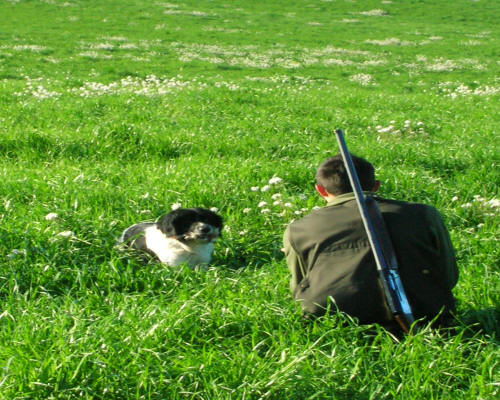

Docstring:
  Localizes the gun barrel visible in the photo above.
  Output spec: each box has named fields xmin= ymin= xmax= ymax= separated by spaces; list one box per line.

xmin=334 ymin=129 xmax=415 ymax=332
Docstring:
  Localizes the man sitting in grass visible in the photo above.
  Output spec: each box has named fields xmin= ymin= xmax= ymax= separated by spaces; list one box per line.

xmin=283 ymin=154 xmax=459 ymax=331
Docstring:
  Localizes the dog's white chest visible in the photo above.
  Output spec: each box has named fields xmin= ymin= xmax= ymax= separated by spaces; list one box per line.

xmin=144 ymin=226 xmax=214 ymax=267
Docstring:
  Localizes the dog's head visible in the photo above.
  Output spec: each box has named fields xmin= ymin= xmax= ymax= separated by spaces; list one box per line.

xmin=157 ymin=208 xmax=223 ymax=242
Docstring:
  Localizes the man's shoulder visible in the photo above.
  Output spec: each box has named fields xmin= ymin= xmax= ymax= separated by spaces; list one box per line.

xmin=376 ymin=197 xmax=442 ymax=224
xmin=289 ymin=204 xmax=337 ymax=225
xmin=377 ymin=196 xmax=437 ymax=211
xmin=287 ymin=201 xmax=360 ymax=235
xmin=287 ymin=197 xmax=441 ymax=230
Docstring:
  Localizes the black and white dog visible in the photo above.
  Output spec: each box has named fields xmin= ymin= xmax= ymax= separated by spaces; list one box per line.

xmin=118 ymin=208 xmax=223 ymax=268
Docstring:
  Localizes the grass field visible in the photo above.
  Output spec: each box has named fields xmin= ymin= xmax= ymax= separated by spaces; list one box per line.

xmin=0 ymin=0 xmax=499 ymax=398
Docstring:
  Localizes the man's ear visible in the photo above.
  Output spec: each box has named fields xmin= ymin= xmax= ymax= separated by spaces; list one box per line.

xmin=315 ymin=184 xmax=329 ymax=198
xmin=373 ymin=180 xmax=381 ymax=192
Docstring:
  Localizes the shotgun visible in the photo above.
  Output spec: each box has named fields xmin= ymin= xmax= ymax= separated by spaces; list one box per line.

xmin=334 ymin=129 xmax=416 ymax=333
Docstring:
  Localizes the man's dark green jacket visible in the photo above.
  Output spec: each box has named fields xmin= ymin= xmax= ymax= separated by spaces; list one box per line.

xmin=283 ymin=193 xmax=458 ymax=324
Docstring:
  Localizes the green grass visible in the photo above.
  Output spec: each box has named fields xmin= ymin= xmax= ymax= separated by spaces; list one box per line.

xmin=0 ymin=0 xmax=499 ymax=398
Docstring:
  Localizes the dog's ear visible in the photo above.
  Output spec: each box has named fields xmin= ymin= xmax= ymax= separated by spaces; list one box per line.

xmin=196 ymin=208 xmax=223 ymax=231
xmin=211 ymin=213 xmax=223 ymax=231
xmin=216 ymin=215 xmax=223 ymax=237
xmin=156 ymin=213 xmax=178 ymax=236
xmin=201 ymin=209 xmax=223 ymax=239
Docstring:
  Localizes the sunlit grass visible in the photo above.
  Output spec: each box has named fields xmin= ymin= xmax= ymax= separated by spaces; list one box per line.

xmin=0 ymin=0 xmax=498 ymax=399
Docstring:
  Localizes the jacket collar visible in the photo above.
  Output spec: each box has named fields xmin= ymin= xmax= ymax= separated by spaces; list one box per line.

xmin=325 ymin=192 xmax=375 ymax=207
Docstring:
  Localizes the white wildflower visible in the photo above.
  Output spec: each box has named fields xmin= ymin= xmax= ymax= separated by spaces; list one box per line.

xmin=91 ymin=43 xmax=114 ymax=51
xmin=250 ymin=186 xmax=259 ymax=191
xmin=13 ymin=44 xmax=47 ymax=52
xmin=45 ymin=213 xmax=59 ymax=221
xmin=365 ymin=38 xmax=412 ymax=46
xmin=460 ymin=203 xmax=472 ymax=209
xmin=260 ymin=185 xmax=271 ymax=192
xmin=271 ymin=193 xmax=282 ymax=200
xmin=119 ymin=43 xmax=138 ymax=50
xmin=426 ymin=59 xmax=457 ymax=72
xmin=243 ymin=208 xmax=251 ymax=214
xmin=487 ymin=199 xmax=500 ymax=208
xmin=261 ymin=208 xmax=271 ymax=214
xmin=171 ymin=203 xmax=182 ymax=210
xmin=273 ymin=200 xmax=282 ymax=206
xmin=349 ymin=73 xmax=374 ymax=86
xmin=268 ymin=177 xmax=283 ymax=185
xmin=284 ymin=202 xmax=293 ymax=208
xmin=451 ymin=196 xmax=459 ymax=202
xmin=359 ymin=9 xmax=388 ymax=16
xmin=210 ymin=207 xmax=219 ymax=213
xmin=7 ymin=249 xmax=26 ymax=259
xmin=57 ymin=231 xmax=73 ymax=238
xmin=258 ymin=201 xmax=268 ymax=208
xmin=377 ymin=125 xmax=394 ymax=134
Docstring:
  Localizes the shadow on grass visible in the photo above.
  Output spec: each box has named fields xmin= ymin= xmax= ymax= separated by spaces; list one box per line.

xmin=455 ymin=308 xmax=500 ymax=342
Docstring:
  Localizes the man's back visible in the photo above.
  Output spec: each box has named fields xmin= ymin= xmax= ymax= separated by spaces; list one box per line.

xmin=284 ymin=193 xmax=458 ymax=325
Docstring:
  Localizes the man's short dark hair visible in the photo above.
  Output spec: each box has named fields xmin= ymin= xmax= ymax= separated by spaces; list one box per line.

xmin=315 ymin=154 xmax=375 ymax=195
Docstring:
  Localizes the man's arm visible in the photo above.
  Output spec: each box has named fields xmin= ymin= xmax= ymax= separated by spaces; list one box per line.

xmin=427 ymin=207 xmax=459 ymax=290
xmin=283 ymin=226 xmax=307 ymax=294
